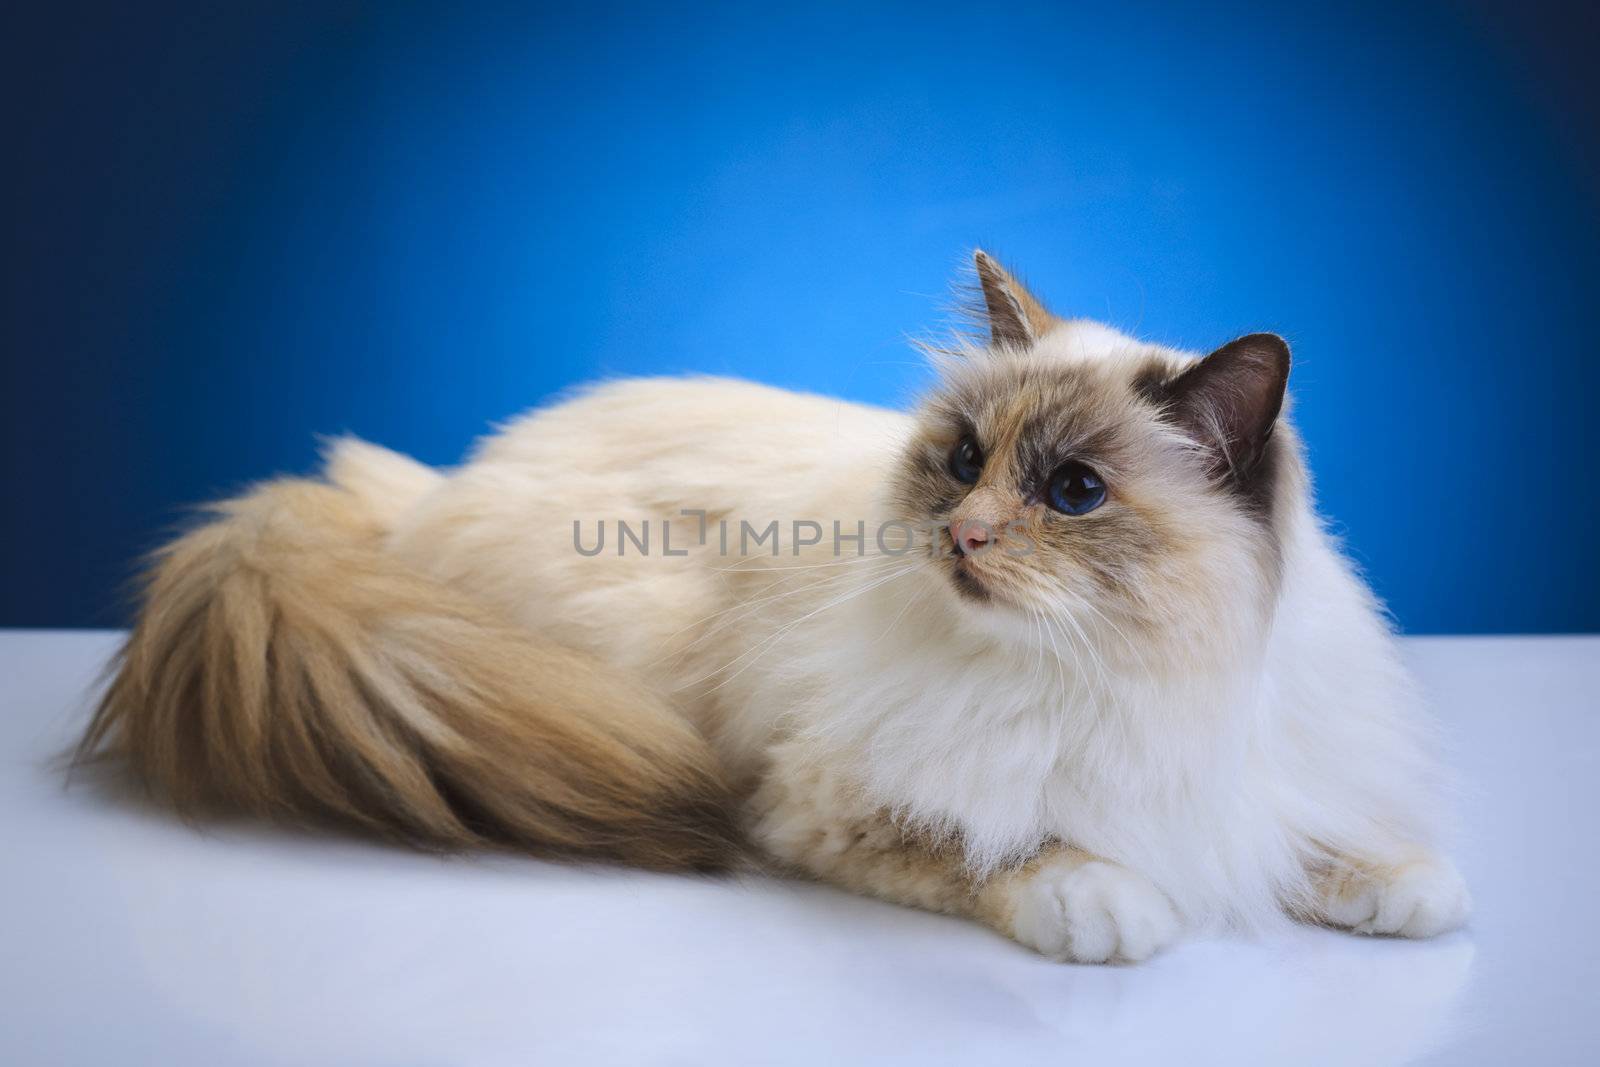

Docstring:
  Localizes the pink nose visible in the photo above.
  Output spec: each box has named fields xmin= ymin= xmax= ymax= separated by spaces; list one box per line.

xmin=951 ymin=520 xmax=991 ymax=556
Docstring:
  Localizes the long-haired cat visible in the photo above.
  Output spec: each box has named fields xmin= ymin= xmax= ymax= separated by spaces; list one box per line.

xmin=78 ymin=252 xmax=1468 ymax=962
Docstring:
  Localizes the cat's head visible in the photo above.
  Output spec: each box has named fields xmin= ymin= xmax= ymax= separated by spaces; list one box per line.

xmin=890 ymin=251 xmax=1298 ymax=660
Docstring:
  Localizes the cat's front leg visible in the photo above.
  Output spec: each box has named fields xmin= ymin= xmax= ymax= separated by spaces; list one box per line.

xmin=984 ymin=849 xmax=1182 ymax=963
xmin=747 ymin=753 xmax=1181 ymax=962
xmin=1305 ymin=851 xmax=1471 ymax=939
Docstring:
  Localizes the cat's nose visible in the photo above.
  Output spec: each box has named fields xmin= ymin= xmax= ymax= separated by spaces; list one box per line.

xmin=951 ymin=520 xmax=991 ymax=557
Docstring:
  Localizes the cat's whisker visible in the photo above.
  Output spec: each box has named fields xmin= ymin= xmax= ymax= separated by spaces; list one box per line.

xmin=1069 ymin=609 xmax=1113 ymax=697
xmin=1023 ymin=606 xmax=1039 ymax=687
xmin=874 ymin=572 xmax=927 ymax=644
xmin=1025 ymin=606 xmax=1071 ymax=760
xmin=1027 ymin=606 xmax=1050 ymax=692
xmin=1031 ymin=588 xmax=1102 ymax=700
xmin=710 ymin=550 xmax=916 ymax=574
xmin=1014 ymin=572 xmax=1118 ymax=698
xmin=1038 ymin=610 xmax=1073 ymax=698
xmin=649 ymin=560 xmax=902 ymax=666
xmin=686 ymin=566 xmax=919 ymax=696
xmin=699 ymin=552 xmax=908 ymax=617
xmin=1067 ymin=591 xmax=1150 ymax=677
xmin=679 ymin=561 xmax=924 ymax=694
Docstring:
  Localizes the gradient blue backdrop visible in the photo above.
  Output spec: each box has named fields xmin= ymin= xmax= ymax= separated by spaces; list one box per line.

xmin=5 ymin=1 xmax=1597 ymax=632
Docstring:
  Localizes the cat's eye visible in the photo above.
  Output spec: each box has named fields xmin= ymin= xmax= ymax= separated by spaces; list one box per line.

xmin=1047 ymin=461 xmax=1107 ymax=515
xmin=948 ymin=436 xmax=984 ymax=484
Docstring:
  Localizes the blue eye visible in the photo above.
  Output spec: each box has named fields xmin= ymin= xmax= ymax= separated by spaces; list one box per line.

xmin=948 ymin=436 xmax=984 ymax=484
xmin=1047 ymin=462 xmax=1107 ymax=515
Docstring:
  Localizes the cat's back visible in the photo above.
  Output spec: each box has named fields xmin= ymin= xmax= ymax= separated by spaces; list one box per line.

xmin=468 ymin=376 xmax=910 ymax=517
xmin=480 ymin=375 xmax=905 ymax=469
xmin=385 ymin=375 xmax=912 ymax=646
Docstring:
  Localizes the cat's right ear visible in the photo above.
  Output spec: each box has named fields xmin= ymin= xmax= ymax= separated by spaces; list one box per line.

xmin=1165 ymin=333 xmax=1291 ymax=480
xmin=973 ymin=250 xmax=1057 ymax=349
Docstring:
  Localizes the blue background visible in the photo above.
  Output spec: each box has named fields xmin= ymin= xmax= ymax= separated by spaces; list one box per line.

xmin=4 ymin=1 xmax=1597 ymax=632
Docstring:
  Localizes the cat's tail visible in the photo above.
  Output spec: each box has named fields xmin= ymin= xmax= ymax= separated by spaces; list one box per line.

xmin=72 ymin=441 xmax=738 ymax=871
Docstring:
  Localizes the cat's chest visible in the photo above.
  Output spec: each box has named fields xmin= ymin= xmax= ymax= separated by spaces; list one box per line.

xmin=807 ymin=651 xmax=1100 ymax=796
xmin=794 ymin=634 xmax=1251 ymax=857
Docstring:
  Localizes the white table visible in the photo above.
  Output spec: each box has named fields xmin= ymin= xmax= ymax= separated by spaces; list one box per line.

xmin=2 ymin=631 xmax=1595 ymax=1065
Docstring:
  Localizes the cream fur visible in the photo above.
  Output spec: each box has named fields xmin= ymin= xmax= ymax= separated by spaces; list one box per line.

xmin=326 ymin=316 xmax=1465 ymax=959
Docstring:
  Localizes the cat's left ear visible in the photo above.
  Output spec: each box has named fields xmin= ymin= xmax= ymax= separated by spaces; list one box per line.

xmin=1165 ymin=333 xmax=1291 ymax=478
xmin=973 ymin=250 xmax=1058 ymax=349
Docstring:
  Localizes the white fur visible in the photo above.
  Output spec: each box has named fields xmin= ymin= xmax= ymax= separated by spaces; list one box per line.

xmin=357 ymin=319 xmax=1462 ymax=944
xmin=1009 ymin=854 xmax=1181 ymax=963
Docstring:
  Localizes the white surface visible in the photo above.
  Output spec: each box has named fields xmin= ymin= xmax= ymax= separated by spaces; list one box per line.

xmin=1 ymin=631 xmax=1595 ymax=1066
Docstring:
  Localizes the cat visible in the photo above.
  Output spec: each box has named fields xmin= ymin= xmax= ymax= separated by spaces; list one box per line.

xmin=77 ymin=251 xmax=1468 ymax=962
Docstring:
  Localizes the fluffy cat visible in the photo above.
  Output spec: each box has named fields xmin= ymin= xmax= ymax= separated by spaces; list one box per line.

xmin=78 ymin=252 xmax=1468 ymax=962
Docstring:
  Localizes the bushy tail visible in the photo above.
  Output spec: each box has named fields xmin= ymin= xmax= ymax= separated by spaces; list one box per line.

xmin=74 ymin=446 xmax=737 ymax=870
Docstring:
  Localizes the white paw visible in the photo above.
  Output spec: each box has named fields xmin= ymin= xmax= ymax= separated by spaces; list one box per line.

xmin=1330 ymin=856 xmax=1472 ymax=939
xmin=1008 ymin=858 xmax=1181 ymax=963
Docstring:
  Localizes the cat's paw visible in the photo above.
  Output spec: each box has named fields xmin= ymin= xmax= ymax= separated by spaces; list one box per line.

xmin=1007 ymin=856 xmax=1180 ymax=963
xmin=1319 ymin=854 xmax=1471 ymax=939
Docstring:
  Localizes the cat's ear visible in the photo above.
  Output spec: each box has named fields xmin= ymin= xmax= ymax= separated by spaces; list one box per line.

xmin=973 ymin=250 xmax=1057 ymax=348
xmin=1166 ymin=333 xmax=1290 ymax=478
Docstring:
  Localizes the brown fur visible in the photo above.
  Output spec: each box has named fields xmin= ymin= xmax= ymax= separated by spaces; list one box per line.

xmin=74 ymin=477 xmax=739 ymax=871
xmin=896 ymin=258 xmax=1294 ymax=645
xmin=894 ymin=352 xmax=1268 ymax=629
xmin=749 ymin=753 xmax=986 ymax=918
xmin=973 ymin=250 xmax=1058 ymax=346
xmin=1298 ymin=849 xmax=1445 ymax=931
xmin=746 ymin=748 xmax=1095 ymax=944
